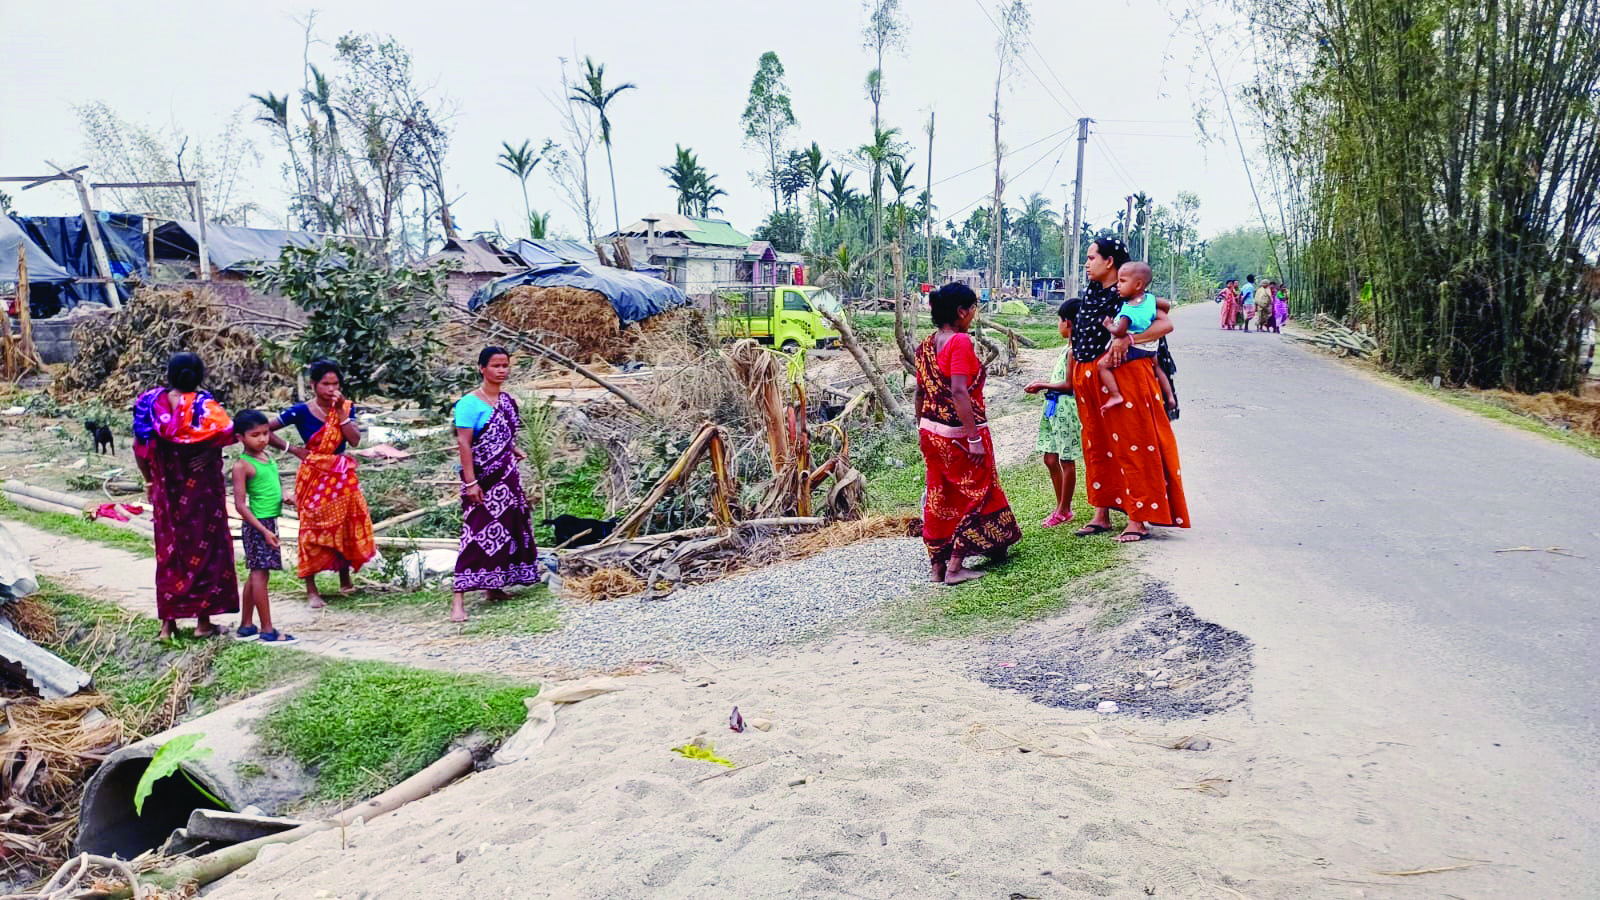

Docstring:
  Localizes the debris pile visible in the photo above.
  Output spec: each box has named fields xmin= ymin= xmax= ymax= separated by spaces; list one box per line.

xmin=54 ymin=287 xmax=296 ymax=409
xmin=1289 ymin=312 xmax=1379 ymax=359
xmin=1482 ymin=388 xmax=1600 ymax=438
xmin=484 ymin=286 xmax=631 ymax=364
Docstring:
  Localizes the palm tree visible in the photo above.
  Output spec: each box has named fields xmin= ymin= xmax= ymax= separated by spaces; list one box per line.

xmin=662 ymin=145 xmax=705 ymax=216
xmin=691 ymin=173 xmax=728 ymax=217
xmin=859 ymin=126 xmax=903 ymax=298
xmin=887 ymin=159 xmax=916 ymax=245
xmin=569 ymin=57 xmax=637 ymax=235
xmin=1014 ymin=192 xmax=1058 ymax=277
xmin=251 ymin=92 xmax=311 ymax=225
xmin=497 ymin=140 xmax=547 ymax=238
xmin=800 ymin=142 xmax=827 ymax=249
xmin=528 ymin=210 xmax=550 ymax=240
xmin=821 ymin=169 xmax=857 ymax=223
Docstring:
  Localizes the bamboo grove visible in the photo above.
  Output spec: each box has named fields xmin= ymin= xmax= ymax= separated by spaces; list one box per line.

xmin=1238 ymin=0 xmax=1600 ymax=391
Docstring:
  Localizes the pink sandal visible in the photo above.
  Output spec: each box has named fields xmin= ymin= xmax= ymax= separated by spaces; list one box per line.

xmin=1041 ymin=511 xmax=1072 ymax=528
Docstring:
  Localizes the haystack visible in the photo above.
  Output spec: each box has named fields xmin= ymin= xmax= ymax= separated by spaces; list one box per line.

xmin=55 ymin=286 xmax=296 ymax=410
xmin=484 ymin=285 xmax=629 ymax=364
xmin=1485 ymin=388 xmax=1600 ymax=438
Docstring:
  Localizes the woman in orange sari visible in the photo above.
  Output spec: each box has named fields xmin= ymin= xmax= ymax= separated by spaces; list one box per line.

xmin=133 ymin=353 xmax=239 ymax=639
xmin=915 ymin=283 xmax=1022 ymax=584
xmin=270 ymin=359 xmax=375 ymax=607
xmin=1070 ymin=238 xmax=1191 ymax=542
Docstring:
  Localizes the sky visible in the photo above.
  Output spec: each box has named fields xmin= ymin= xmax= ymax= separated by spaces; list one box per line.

xmin=0 ymin=0 xmax=1264 ymax=248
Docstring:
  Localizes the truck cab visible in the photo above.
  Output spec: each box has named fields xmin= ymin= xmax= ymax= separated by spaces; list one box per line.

xmin=714 ymin=284 xmax=842 ymax=352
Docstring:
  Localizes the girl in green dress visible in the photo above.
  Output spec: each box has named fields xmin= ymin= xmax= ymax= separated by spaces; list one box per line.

xmin=1023 ymin=300 xmax=1083 ymax=527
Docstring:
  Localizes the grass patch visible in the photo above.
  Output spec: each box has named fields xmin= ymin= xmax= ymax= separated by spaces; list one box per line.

xmin=1383 ymin=374 xmax=1600 ymax=459
xmin=0 ymin=495 xmax=153 ymax=557
xmin=461 ymin=584 xmax=561 ymax=636
xmin=533 ymin=450 xmax=609 ymax=545
xmin=256 ymin=661 xmax=537 ymax=802
xmin=878 ymin=462 xmax=1122 ymax=638
xmin=190 ymin=641 xmax=328 ymax=712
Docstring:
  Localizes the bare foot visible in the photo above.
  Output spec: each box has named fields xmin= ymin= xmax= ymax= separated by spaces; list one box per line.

xmin=943 ymin=566 xmax=987 ymax=585
xmin=930 ymin=562 xmax=947 ymax=583
xmin=307 ymin=593 xmax=327 ymax=610
xmin=1100 ymin=394 xmax=1125 ymax=412
xmin=450 ymin=593 xmax=468 ymax=623
xmin=158 ymin=620 xmax=176 ymax=640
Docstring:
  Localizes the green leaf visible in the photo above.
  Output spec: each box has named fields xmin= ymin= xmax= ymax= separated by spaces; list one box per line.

xmin=133 ymin=733 xmax=216 ymax=816
xmin=672 ymin=742 xmax=735 ymax=768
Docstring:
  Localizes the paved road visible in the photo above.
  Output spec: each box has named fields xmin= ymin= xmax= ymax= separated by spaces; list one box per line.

xmin=1141 ymin=304 xmax=1600 ymax=894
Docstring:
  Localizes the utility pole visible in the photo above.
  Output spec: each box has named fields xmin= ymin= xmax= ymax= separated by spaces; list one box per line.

xmin=1122 ymin=195 xmax=1134 ymax=248
xmin=1067 ymin=117 xmax=1089 ymax=298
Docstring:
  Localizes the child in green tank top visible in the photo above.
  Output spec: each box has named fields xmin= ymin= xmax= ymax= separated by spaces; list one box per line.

xmin=230 ymin=410 xmax=296 ymax=644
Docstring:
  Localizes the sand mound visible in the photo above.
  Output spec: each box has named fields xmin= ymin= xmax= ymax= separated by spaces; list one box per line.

xmin=54 ymin=286 xmax=295 ymax=410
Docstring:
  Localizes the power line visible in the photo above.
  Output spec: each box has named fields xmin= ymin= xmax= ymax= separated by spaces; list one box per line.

xmin=927 ymin=124 xmax=1077 ymax=189
xmin=936 ymin=133 xmax=1076 ymax=226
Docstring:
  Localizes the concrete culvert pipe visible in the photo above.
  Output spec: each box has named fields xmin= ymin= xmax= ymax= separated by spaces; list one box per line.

xmin=78 ymin=686 xmax=316 ymax=859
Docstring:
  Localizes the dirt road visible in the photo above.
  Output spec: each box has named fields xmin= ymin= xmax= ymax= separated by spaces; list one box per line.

xmin=1138 ymin=304 xmax=1600 ymax=894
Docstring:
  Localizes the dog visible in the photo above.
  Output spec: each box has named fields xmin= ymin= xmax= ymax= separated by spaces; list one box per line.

xmin=86 ymin=421 xmax=114 ymax=455
xmin=543 ymin=514 xmax=618 ymax=548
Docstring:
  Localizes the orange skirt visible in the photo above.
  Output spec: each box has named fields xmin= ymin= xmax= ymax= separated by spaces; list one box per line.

xmin=920 ymin=428 xmax=1022 ymax=565
xmin=294 ymin=454 xmax=376 ymax=577
xmin=1073 ymin=358 xmax=1191 ymax=528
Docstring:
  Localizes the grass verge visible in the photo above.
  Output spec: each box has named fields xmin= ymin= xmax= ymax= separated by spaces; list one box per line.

xmin=30 ymin=579 xmax=540 ymax=803
xmin=256 ymin=661 xmax=537 ymax=802
xmin=876 ymin=461 xmax=1122 ymax=639
xmin=461 ymin=584 xmax=561 ymax=636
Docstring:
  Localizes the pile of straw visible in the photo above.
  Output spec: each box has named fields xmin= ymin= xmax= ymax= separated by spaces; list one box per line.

xmin=565 ymin=567 xmax=646 ymax=603
xmin=484 ymin=286 xmax=629 ymax=363
xmin=0 ymin=693 xmax=125 ymax=883
xmin=1484 ymin=388 xmax=1600 ymax=438
xmin=55 ymin=286 xmax=296 ymax=410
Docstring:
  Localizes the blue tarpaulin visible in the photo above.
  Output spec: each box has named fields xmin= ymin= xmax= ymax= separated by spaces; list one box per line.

xmin=469 ymin=260 xmax=689 ymax=327
xmin=1 ymin=217 xmax=74 ymax=283
xmin=13 ymin=214 xmax=147 ymax=307
xmin=507 ymin=239 xmax=598 ymax=267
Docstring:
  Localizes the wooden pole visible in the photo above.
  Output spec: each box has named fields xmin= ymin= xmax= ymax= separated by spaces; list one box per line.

xmin=191 ymin=185 xmax=212 ymax=281
xmin=3 ymin=255 xmax=19 ymax=378
xmin=63 ymin=169 xmax=121 ymax=309
xmin=16 ymin=250 xmax=37 ymax=371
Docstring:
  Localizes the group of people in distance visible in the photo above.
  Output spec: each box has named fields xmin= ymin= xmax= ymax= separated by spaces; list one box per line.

xmin=132 ymin=346 xmax=542 ymax=641
xmin=1217 ymin=274 xmax=1290 ymax=333
xmin=914 ymin=236 xmax=1190 ymax=585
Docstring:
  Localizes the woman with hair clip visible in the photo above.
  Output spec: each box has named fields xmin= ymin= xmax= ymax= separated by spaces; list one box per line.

xmin=449 ymin=346 xmax=541 ymax=622
xmin=1070 ymin=237 xmax=1190 ymax=542
xmin=914 ymin=283 xmax=1022 ymax=584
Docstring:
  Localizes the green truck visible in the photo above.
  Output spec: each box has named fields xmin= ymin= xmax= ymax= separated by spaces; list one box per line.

xmin=714 ymin=284 xmax=843 ymax=352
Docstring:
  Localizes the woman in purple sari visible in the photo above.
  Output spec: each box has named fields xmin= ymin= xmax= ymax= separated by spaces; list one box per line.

xmin=450 ymin=346 xmax=541 ymax=622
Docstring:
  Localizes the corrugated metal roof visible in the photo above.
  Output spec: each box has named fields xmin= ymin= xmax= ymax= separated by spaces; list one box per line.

xmin=682 ymin=218 xmax=750 ymax=247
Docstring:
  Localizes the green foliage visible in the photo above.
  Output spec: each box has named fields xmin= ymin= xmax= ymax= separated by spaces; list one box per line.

xmin=742 ymin=51 xmax=799 ymax=213
xmin=753 ymin=210 xmax=805 ymax=254
xmin=256 ymin=661 xmax=537 ymax=801
xmin=134 ymin=734 xmax=220 ymax=816
xmin=672 ymin=742 xmax=734 ymax=767
xmin=191 ymin=642 xmax=328 ymax=711
xmin=1203 ymin=227 xmax=1278 ymax=284
xmin=254 ymin=241 xmax=459 ymax=405
xmin=1237 ymin=0 xmax=1600 ymax=391
xmin=661 ymin=145 xmax=727 ymax=218
xmin=461 ymin=584 xmax=562 ymax=636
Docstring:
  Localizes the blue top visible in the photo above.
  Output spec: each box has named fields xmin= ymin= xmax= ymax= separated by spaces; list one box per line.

xmin=1241 ymin=281 xmax=1256 ymax=301
xmin=1116 ymin=295 xmax=1158 ymax=335
xmin=279 ymin=403 xmax=351 ymax=454
xmin=453 ymin=394 xmax=496 ymax=436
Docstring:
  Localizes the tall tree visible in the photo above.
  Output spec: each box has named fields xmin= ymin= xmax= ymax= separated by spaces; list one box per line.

xmin=569 ymin=57 xmax=636 ymax=235
xmin=989 ymin=0 xmax=1031 ymax=296
xmin=661 ymin=146 xmax=727 ymax=218
xmin=859 ymin=126 xmax=904 ymax=298
xmin=78 ymin=101 xmax=260 ymax=226
xmin=497 ymin=140 xmax=551 ymax=239
xmin=1014 ymin=192 xmax=1058 ymax=277
xmin=741 ymin=52 xmax=800 ymax=216
xmin=863 ymin=0 xmax=909 ymax=298
xmin=551 ymin=57 xmax=599 ymax=241
xmin=924 ymin=111 xmax=936 ymax=285
xmin=800 ymin=142 xmax=827 ymax=248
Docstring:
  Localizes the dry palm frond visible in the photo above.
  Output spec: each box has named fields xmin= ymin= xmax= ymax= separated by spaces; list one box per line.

xmin=565 ymin=567 xmax=647 ymax=603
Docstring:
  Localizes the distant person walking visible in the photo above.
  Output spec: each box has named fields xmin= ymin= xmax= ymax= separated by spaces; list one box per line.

xmin=450 ymin=346 xmax=542 ymax=623
xmin=1218 ymin=279 xmax=1241 ymax=330
xmin=269 ymin=359 xmax=375 ymax=608
xmin=1272 ymin=285 xmax=1291 ymax=332
xmin=1069 ymin=238 xmax=1191 ymax=543
xmin=132 ymin=353 xmax=239 ymax=640
xmin=915 ymin=283 xmax=1022 ymax=584
xmin=1240 ymin=275 xmax=1257 ymax=332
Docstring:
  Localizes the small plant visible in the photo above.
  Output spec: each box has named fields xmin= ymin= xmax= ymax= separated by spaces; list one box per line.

xmin=134 ymin=733 xmax=226 ymax=815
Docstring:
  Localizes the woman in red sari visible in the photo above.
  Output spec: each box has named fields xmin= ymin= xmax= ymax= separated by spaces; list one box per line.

xmin=133 ymin=353 xmax=240 ymax=639
xmin=270 ymin=359 xmax=375 ymax=608
xmin=915 ymin=283 xmax=1022 ymax=584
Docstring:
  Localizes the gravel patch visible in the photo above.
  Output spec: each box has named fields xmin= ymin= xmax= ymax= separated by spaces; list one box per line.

xmin=974 ymin=582 xmax=1253 ymax=719
xmin=488 ymin=537 xmax=928 ymax=670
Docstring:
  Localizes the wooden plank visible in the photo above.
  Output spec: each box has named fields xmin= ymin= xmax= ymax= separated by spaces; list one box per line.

xmin=61 ymin=168 xmax=120 ymax=309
